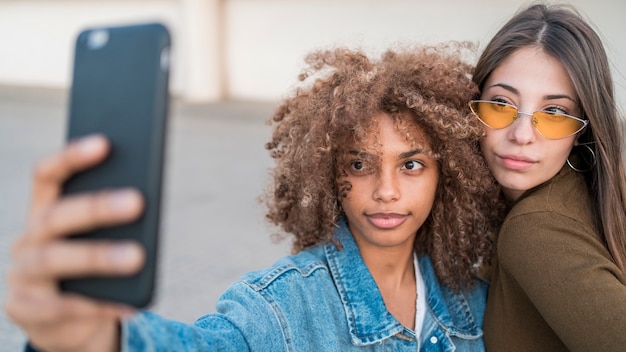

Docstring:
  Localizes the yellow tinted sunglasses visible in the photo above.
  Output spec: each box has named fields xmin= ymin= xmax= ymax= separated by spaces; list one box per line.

xmin=469 ymin=100 xmax=588 ymax=139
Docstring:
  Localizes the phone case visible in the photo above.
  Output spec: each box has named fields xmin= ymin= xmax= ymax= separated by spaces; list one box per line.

xmin=60 ymin=22 xmax=170 ymax=308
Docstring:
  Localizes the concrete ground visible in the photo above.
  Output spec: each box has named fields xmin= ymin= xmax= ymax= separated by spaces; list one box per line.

xmin=0 ymin=86 xmax=292 ymax=349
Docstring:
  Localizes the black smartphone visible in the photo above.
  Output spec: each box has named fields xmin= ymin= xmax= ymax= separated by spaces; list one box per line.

xmin=59 ymin=22 xmax=170 ymax=308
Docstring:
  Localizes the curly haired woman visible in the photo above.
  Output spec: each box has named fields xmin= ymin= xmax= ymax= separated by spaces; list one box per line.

xmin=7 ymin=43 xmax=503 ymax=351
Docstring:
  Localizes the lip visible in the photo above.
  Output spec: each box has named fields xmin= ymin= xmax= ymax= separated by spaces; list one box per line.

xmin=497 ymin=153 xmax=537 ymax=171
xmin=366 ymin=212 xmax=409 ymax=229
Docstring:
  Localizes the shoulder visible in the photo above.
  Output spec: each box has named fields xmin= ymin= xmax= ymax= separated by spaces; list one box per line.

xmin=238 ymin=245 xmax=330 ymax=292
xmin=508 ymin=167 xmax=592 ymax=224
xmin=502 ymin=168 xmax=597 ymax=244
xmin=496 ymin=170 xmax=614 ymax=276
xmin=419 ymin=255 xmax=489 ymax=310
xmin=419 ymin=256 xmax=488 ymax=329
xmin=210 ymin=245 xmax=335 ymax=323
xmin=208 ymin=244 xmax=342 ymax=342
xmin=420 ymin=255 xmax=488 ymax=293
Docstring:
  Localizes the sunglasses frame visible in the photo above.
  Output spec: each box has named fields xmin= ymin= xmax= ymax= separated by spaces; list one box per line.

xmin=469 ymin=100 xmax=589 ymax=140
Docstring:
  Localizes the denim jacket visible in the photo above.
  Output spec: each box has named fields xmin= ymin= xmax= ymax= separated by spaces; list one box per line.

xmin=119 ymin=219 xmax=487 ymax=351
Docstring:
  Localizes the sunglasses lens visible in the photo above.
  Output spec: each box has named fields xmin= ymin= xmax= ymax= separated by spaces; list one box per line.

xmin=471 ymin=101 xmax=517 ymax=129
xmin=533 ymin=111 xmax=585 ymax=139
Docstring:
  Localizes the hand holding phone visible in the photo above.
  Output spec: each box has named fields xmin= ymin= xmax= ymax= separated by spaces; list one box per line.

xmin=5 ymin=135 xmax=147 ymax=352
xmin=60 ymin=22 xmax=171 ymax=308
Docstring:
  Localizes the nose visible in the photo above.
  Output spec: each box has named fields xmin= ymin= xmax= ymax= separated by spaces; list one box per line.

xmin=507 ymin=111 xmax=537 ymax=145
xmin=373 ymin=169 xmax=400 ymax=202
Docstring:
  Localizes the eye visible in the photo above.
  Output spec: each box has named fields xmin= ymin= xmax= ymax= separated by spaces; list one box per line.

xmin=493 ymin=97 xmax=510 ymax=104
xmin=541 ymin=112 xmax=568 ymax=122
xmin=402 ymin=160 xmax=424 ymax=171
xmin=543 ymin=105 xmax=569 ymax=115
xmin=487 ymin=97 xmax=517 ymax=112
xmin=348 ymin=159 xmax=373 ymax=175
xmin=490 ymin=97 xmax=515 ymax=106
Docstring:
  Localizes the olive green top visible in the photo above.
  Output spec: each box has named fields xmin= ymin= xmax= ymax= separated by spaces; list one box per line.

xmin=484 ymin=166 xmax=626 ymax=351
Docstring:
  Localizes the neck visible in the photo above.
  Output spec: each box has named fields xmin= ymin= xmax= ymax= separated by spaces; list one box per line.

xmin=359 ymin=241 xmax=417 ymax=330
xmin=361 ymin=244 xmax=415 ymax=290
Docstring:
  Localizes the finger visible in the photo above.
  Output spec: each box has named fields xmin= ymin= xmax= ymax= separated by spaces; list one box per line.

xmin=5 ymin=287 xmax=134 ymax=327
xmin=9 ymin=240 xmax=145 ymax=281
xmin=25 ymin=188 xmax=143 ymax=243
xmin=58 ymin=295 xmax=138 ymax=321
xmin=30 ymin=135 xmax=110 ymax=218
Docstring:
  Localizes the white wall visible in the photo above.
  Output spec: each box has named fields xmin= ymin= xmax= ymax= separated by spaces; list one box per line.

xmin=0 ymin=0 xmax=624 ymax=109
xmin=223 ymin=0 xmax=626 ymax=109
xmin=0 ymin=1 xmax=182 ymax=90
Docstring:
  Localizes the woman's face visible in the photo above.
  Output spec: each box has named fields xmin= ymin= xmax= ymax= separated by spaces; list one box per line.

xmin=339 ymin=113 xmax=439 ymax=252
xmin=479 ymin=47 xmax=580 ymax=201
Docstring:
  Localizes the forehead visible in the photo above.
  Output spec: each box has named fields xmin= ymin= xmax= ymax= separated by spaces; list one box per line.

xmin=357 ymin=112 xmax=432 ymax=149
xmin=486 ymin=47 xmax=576 ymax=99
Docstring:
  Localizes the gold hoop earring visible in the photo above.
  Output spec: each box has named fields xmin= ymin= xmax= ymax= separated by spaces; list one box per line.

xmin=567 ymin=143 xmax=596 ymax=173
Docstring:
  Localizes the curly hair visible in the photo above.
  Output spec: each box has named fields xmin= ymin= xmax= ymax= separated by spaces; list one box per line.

xmin=264 ymin=43 xmax=504 ymax=289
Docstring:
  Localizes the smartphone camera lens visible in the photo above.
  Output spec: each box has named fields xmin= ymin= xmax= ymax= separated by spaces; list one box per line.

xmin=86 ymin=30 xmax=109 ymax=50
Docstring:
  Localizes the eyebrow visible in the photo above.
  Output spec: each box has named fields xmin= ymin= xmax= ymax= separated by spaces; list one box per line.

xmin=487 ymin=83 xmax=577 ymax=104
xmin=399 ymin=149 xmax=425 ymax=159
xmin=348 ymin=148 xmax=425 ymax=159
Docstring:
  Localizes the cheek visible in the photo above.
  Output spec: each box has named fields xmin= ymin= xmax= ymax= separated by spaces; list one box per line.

xmin=478 ymin=129 xmax=506 ymax=162
xmin=336 ymin=177 xmax=352 ymax=199
xmin=409 ymin=173 xmax=439 ymax=206
xmin=339 ymin=193 xmax=362 ymax=219
xmin=479 ymin=136 xmax=494 ymax=159
xmin=338 ymin=178 xmax=362 ymax=206
xmin=428 ymin=177 xmax=440 ymax=205
xmin=550 ymin=142 xmax=575 ymax=164
xmin=541 ymin=134 xmax=576 ymax=161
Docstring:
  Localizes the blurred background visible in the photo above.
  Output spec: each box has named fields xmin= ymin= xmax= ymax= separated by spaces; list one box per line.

xmin=1 ymin=0 xmax=624 ymax=105
xmin=1 ymin=0 xmax=624 ymax=349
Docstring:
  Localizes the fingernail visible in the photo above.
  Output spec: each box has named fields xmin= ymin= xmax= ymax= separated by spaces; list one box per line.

xmin=77 ymin=135 xmax=105 ymax=155
xmin=110 ymin=243 xmax=143 ymax=270
xmin=108 ymin=189 xmax=141 ymax=214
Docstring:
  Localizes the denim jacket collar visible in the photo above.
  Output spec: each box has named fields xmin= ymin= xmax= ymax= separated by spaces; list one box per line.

xmin=325 ymin=218 xmax=483 ymax=346
xmin=419 ymin=255 xmax=483 ymax=339
xmin=325 ymin=219 xmax=407 ymax=345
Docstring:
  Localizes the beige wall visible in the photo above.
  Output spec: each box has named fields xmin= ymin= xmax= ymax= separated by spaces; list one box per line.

xmin=0 ymin=0 xmax=624 ymax=110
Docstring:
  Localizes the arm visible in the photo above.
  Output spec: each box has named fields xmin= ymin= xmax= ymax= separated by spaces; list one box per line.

xmin=122 ymin=312 xmax=249 ymax=352
xmin=500 ymin=212 xmax=626 ymax=351
xmin=4 ymin=135 xmax=144 ymax=352
xmin=121 ymin=282 xmax=287 ymax=351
